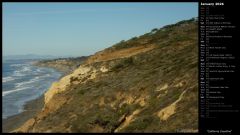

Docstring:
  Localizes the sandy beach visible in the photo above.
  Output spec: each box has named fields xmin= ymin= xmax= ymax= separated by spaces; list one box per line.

xmin=2 ymin=95 xmax=44 ymax=133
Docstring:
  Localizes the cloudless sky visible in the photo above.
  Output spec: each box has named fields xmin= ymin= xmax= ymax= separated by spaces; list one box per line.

xmin=3 ymin=2 xmax=198 ymax=57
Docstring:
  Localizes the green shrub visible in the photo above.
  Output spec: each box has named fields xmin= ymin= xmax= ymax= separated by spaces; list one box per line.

xmin=151 ymin=28 xmax=158 ymax=32
xmin=123 ymin=115 xmax=154 ymax=131
xmin=70 ymin=77 xmax=79 ymax=83
xmin=111 ymin=58 xmax=134 ymax=71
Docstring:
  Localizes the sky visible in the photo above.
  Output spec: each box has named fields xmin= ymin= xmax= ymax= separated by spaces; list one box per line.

xmin=3 ymin=2 xmax=198 ymax=57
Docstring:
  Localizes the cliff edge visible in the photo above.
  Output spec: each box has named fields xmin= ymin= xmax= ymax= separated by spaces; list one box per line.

xmin=15 ymin=18 xmax=198 ymax=133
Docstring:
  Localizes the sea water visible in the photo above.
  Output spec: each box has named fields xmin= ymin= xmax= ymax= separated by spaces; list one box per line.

xmin=2 ymin=59 xmax=62 ymax=119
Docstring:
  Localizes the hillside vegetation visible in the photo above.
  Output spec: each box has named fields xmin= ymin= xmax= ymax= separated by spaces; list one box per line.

xmin=15 ymin=18 xmax=198 ymax=133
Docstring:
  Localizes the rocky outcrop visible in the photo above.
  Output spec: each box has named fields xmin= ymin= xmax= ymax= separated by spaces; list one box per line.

xmin=44 ymin=65 xmax=92 ymax=104
xmin=15 ymin=18 xmax=198 ymax=133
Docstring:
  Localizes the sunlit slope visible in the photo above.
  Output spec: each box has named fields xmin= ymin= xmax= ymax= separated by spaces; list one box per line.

xmin=16 ymin=18 xmax=198 ymax=133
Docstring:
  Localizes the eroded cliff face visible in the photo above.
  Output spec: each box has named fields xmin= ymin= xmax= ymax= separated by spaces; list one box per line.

xmin=15 ymin=18 xmax=198 ymax=133
xmin=44 ymin=65 xmax=93 ymax=104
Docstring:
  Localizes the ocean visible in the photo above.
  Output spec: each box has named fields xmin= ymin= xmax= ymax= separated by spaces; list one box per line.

xmin=2 ymin=59 xmax=62 ymax=119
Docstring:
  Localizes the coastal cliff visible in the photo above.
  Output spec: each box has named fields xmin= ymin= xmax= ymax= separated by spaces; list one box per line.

xmin=15 ymin=18 xmax=198 ymax=133
xmin=34 ymin=56 xmax=88 ymax=74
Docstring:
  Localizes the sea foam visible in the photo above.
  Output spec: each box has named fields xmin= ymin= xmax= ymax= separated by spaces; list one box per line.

xmin=2 ymin=76 xmax=15 ymax=83
xmin=2 ymin=86 xmax=33 ymax=96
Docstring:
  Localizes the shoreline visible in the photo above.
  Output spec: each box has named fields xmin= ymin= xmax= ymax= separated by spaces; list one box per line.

xmin=3 ymin=61 xmax=67 ymax=133
xmin=2 ymin=59 xmax=76 ymax=133
xmin=2 ymin=95 xmax=44 ymax=133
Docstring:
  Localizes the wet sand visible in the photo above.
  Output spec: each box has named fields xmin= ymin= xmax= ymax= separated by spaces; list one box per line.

xmin=2 ymin=95 xmax=44 ymax=133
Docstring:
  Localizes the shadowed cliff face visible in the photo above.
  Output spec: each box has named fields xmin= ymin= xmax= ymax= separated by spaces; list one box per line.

xmin=15 ymin=18 xmax=198 ymax=133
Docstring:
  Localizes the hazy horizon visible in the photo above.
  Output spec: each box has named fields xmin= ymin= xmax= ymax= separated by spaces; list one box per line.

xmin=3 ymin=2 xmax=198 ymax=57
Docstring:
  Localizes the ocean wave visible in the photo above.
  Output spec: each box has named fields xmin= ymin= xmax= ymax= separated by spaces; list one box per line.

xmin=32 ymin=68 xmax=47 ymax=75
xmin=2 ymin=86 xmax=33 ymax=96
xmin=21 ymin=66 xmax=31 ymax=72
xmin=10 ymin=64 xmax=23 ymax=67
xmin=36 ymin=68 xmax=46 ymax=73
xmin=2 ymin=76 xmax=15 ymax=83
xmin=13 ymin=71 xmax=25 ymax=77
xmin=41 ymin=74 xmax=51 ymax=78
xmin=3 ymin=60 xmax=62 ymax=119
xmin=12 ymin=66 xmax=32 ymax=77
xmin=15 ymin=76 xmax=41 ymax=88
xmin=36 ymin=68 xmax=42 ymax=72
xmin=10 ymin=63 xmax=28 ymax=67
